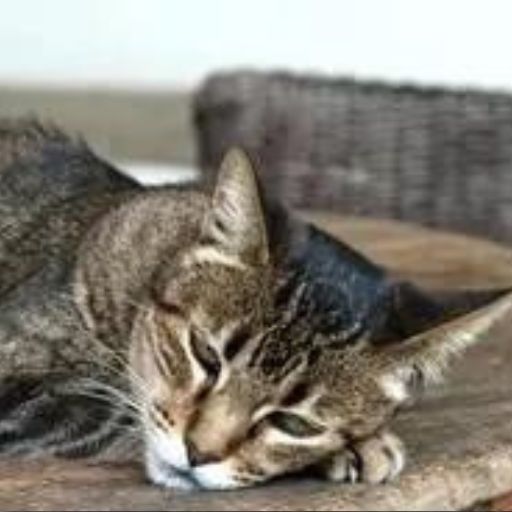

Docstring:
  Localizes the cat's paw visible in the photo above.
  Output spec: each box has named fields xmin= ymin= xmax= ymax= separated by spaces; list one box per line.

xmin=323 ymin=430 xmax=406 ymax=484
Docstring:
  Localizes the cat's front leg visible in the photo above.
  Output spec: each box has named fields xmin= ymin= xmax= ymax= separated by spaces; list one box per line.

xmin=322 ymin=430 xmax=406 ymax=484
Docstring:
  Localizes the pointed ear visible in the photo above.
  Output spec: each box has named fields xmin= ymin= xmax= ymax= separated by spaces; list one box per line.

xmin=378 ymin=291 xmax=512 ymax=401
xmin=201 ymin=147 xmax=269 ymax=265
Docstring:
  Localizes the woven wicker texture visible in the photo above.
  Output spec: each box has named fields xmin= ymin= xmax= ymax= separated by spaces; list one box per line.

xmin=194 ymin=71 xmax=512 ymax=243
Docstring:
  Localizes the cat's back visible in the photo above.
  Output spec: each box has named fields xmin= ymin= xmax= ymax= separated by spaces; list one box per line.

xmin=0 ymin=119 xmax=205 ymax=380
xmin=0 ymin=119 xmax=140 ymax=295
xmin=0 ymin=119 xmax=137 ymax=233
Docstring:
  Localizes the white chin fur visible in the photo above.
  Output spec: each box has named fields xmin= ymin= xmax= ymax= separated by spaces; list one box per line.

xmin=146 ymin=428 xmax=189 ymax=471
xmin=145 ymin=429 xmax=248 ymax=491
xmin=145 ymin=449 xmax=197 ymax=490
xmin=191 ymin=462 xmax=245 ymax=490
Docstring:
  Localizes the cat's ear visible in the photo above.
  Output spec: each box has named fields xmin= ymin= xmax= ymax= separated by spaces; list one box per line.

xmin=377 ymin=291 xmax=512 ymax=401
xmin=201 ymin=147 xmax=269 ymax=265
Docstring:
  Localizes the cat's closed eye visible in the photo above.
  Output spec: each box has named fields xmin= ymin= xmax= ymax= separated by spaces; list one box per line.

xmin=224 ymin=324 xmax=251 ymax=360
xmin=189 ymin=329 xmax=221 ymax=379
xmin=266 ymin=411 xmax=323 ymax=437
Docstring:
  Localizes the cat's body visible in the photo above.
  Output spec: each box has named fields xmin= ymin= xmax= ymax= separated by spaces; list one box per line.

xmin=0 ymin=121 xmax=144 ymax=455
xmin=1 ymin=119 xmax=511 ymax=489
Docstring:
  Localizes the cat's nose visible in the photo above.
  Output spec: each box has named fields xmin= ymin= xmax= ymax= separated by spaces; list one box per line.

xmin=185 ymin=438 xmax=220 ymax=467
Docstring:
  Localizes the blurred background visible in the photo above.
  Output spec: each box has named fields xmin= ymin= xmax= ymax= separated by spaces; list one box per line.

xmin=2 ymin=0 xmax=511 ymax=180
xmin=4 ymin=0 xmax=512 ymax=244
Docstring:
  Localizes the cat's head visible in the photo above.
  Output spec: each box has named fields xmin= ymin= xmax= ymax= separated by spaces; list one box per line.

xmin=129 ymin=149 xmax=512 ymax=490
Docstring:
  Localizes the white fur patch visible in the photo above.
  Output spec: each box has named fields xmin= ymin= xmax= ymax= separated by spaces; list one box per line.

xmin=213 ymin=362 xmax=231 ymax=392
xmin=191 ymin=461 xmax=244 ymax=490
xmin=184 ymin=247 xmax=246 ymax=270
xmin=379 ymin=374 xmax=409 ymax=403
xmin=288 ymin=392 xmax=323 ymax=416
xmin=386 ymin=434 xmax=406 ymax=480
xmin=145 ymin=449 xmax=196 ymax=490
xmin=145 ymin=427 xmax=189 ymax=471
xmin=265 ymin=427 xmax=334 ymax=448
xmin=178 ymin=326 xmax=209 ymax=390
xmin=144 ymin=428 xmax=245 ymax=490
xmin=325 ymin=451 xmax=359 ymax=483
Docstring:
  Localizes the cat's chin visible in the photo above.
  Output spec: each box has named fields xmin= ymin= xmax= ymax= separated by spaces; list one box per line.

xmin=145 ymin=428 xmax=189 ymax=471
xmin=191 ymin=462 xmax=250 ymax=490
xmin=146 ymin=451 xmax=250 ymax=491
xmin=145 ymin=448 xmax=198 ymax=491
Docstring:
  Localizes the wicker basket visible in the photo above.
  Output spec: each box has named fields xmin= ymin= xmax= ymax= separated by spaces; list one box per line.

xmin=194 ymin=70 xmax=512 ymax=244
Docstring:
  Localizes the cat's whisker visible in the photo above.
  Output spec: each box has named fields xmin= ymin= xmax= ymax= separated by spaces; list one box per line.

xmin=47 ymin=296 xmax=152 ymax=403
xmin=69 ymin=385 xmax=141 ymax=416
xmin=37 ymin=292 xmax=153 ymax=408
xmin=72 ymin=377 xmax=147 ymax=416
xmin=66 ymin=393 xmax=143 ymax=431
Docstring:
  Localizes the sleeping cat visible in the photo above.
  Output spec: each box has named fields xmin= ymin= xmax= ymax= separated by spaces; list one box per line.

xmin=0 ymin=119 xmax=511 ymax=490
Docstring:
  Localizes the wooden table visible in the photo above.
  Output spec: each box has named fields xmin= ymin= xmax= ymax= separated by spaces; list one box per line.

xmin=2 ymin=214 xmax=512 ymax=511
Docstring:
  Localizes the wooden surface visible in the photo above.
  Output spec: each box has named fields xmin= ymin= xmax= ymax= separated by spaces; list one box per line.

xmin=3 ymin=214 xmax=512 ymax=511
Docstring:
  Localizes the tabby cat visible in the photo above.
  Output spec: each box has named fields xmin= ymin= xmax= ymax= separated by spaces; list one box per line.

xmin=0 ymin=120 xmax=511 ymax=490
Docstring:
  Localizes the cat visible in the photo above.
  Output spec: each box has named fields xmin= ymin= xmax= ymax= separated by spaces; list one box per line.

xmin=0 ymin=118 xmax=511 ymax=490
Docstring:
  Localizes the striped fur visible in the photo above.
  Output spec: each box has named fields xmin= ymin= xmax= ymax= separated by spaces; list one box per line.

xmin=0 ymin=123 xmax=509 ymax=490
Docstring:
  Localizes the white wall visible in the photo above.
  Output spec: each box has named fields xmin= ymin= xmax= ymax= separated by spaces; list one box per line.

xmin=1 ymin=0 xmax=511 ymax=90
